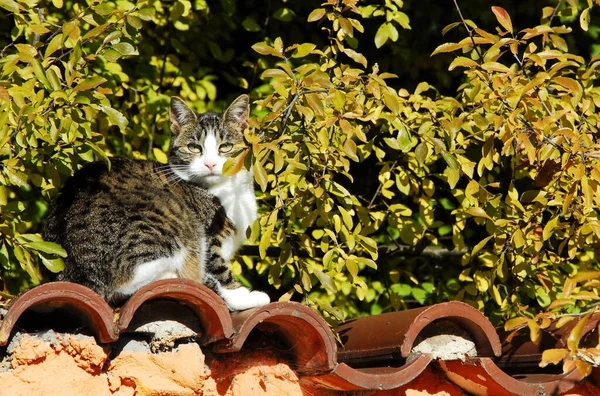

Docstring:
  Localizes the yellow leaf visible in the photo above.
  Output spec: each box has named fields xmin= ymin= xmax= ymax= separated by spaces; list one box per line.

xmin=547 ymin=298 xmax=576 ymax=310
xmin=152 ymin=148 xmax=167 ymax=164
xmin=491 ymin=6 xmax=513 ymax=33
xmin=528 ymin=319 xmax=541 ymax=344
xmin=343 ymin=48 xmax=367 ymax=68
xmin=567 ymin=312 xmax=592 ymax=352
xmin=466 ymin=207 xmax=492 ymax=221
xmin=575 ymin=360 xmax=592 ymax=376
xmin=580 ymin=7 xmax=591 ymax=31
xmin=556 ymin=316 xmax=576 ymax=328
xmin=307 ymin=8 xmax=326 ymax=22
xmin=542 ymin=215 xmax=559 ymax=241
xmin=383 ymin=91 xmax=399 ymax=114
xmin=431 ymin=42 xmax=465 ymax=56
xmin=305 ymin=92 xmax=324 ymax=116
xmin=539 ymin=349 xmax=568 ymax=367
xmin=448 ymin=57 xmax=479 ymax=71
xmin=252 ymin=42 xmax=283 ymax=58
xmin=504 ymin=316 xmax=527 ymax=331
xmin=518 ymin=132 xmax=536 ymax=164
xmin=253 ymin=158 xmax=268 ymax=191
xmin=481 ymin=61 xmax=512 ymax=74
xmin=554 ymin=76 xmax=582 ymax=98
xmin=222 ymin=149 xmax=249 ymax=176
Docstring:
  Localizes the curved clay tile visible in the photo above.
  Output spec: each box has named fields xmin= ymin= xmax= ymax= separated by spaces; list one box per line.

xmin=117 ymin=278 xmax=233 ymax=344
xmin=336 ymin=301 xmax=501 ymax=366
xmin=305 ymin=354 xmax=432 ymax=391
xmin=0 ymin=282 xmax=117 ymax=346
xmin=213 ymin=301 xmax=337 ymax=375
xmin=439 ymin=357 xmax=585 ymax=396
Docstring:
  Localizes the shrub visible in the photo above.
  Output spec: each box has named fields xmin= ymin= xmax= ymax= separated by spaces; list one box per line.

xmin=2 ymin=0 xmax=600 ymax=373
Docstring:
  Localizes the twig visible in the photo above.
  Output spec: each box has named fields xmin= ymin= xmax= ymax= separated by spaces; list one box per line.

xmin=259 ymin=89 xmax=328 ymax=139
xmin=452 ymin=0 xmax=484 ymax=60
xmin=549 ymin=0 xmax=564 ymax=25
xmin=368 ymin=161 xmax=397 ymax=209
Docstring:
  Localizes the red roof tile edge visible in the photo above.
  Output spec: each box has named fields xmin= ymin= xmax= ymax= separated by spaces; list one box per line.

xmin=212 ymin=301 xmax=337 ymax=375
xmin=304 ymin=354 xmax=432 ymax=391
xmin=0 ymin=281 xmax=117 ymax=345
xmin=335 ymin=300 xmax=501 ymax=366
xmin=439 ymin=357 xmax=586 ymax=396
xmin=117 ymin=278 xmax=233 ymax=344
xmin=0 ymin=280 xmax=598 ymax=395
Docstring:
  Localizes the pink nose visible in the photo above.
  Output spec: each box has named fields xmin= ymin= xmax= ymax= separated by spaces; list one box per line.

xmin=205 ymin=163 xmax=216 ymax=170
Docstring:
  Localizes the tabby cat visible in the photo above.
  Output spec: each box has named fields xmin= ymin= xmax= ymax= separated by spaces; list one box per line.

xmin=43 ymin=95 xmax=270 ymax=311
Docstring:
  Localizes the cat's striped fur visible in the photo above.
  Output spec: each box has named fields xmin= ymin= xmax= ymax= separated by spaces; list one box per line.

xmin=43 ymin=95 xmax=270 ymax=310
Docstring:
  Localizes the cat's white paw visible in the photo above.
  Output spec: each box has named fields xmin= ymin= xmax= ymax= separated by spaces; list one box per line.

xmin=220 ymin=286 xmax=270 ymax=311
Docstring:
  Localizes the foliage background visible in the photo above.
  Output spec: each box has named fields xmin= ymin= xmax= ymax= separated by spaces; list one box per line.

xmin=3 ymin=0 xmax=600 ymax=371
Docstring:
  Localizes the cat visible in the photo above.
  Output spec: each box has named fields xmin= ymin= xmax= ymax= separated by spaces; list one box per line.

xmin=42 ymin=94 xmax=270 ymax=311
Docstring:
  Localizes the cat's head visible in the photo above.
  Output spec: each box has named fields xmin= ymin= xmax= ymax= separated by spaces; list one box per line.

xmin=168 ymin=94 xmax=249 ymax=186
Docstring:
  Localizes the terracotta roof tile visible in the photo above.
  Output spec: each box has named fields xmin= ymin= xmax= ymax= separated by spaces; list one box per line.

xmin=117 ymin=278 xmax=233 ymax=344
xmin=335 ymin=301 xmax=501 ymax=367
xmin=212 ymin=301 xmax=337 ymax=375
xmin=1 ymin=279 xmax=599 ymax=395
xmin=0 ymin=282 xmax=116 ymax=345
xmin=305 ymin=355 xmax=432 ymax=391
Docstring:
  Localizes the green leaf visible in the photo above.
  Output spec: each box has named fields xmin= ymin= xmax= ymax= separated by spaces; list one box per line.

xmin=32 ymin=58 xmax=51 ymax=91
xmin=397 ymin=126 xmax=412 ymax=152
xmin=0 ymin=185 xmax=6 ymax=206
xmin=46 ymin=68 xmax=61 ymax=91
xmin=442 ymin=152 xmax=460 ymax=170
xmin=45 ymin=34 xmax=63 ymax=59
xmin=374 ymin=23 xmax=389 ymax=48
xmin=126 ymin=15 xmax=143 ymax=29
xmin=314 ymin=269 xmax=336 ymax=293
xmin=346 ymin=258 xmax=359 ymax=279
xmin=74 ymin=76 xmax=107 ymax=92
xmin=273 ymin=7 xmax=295 ymax=22
xmin=99 ymin=105 xmax=128 ymax=130
xmin=24 ymin=241 xmax=67 ymax=257
xmin=83 ymin=24 xmax=108 ymax=40
xmin=242 ymin=16 xmax=261 ymax=32
xmin=86 ymin=142 xmax=111 ymax=167
xmin=415 ymin=142 xmax=428 ymax=164
xmin=40 ymin=255 xmax=65 ymax=273
xmin=112 ymin=42 xmax=138 ymax=56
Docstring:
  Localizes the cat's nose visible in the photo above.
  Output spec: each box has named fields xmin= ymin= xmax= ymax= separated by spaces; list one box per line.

xmin=205 ymin=162 xmax=217 ymax=170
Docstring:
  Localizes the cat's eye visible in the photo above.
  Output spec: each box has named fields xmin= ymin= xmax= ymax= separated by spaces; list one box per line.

xmin=219 ymin=143 xmax=234 ymax=153
xmin=188 ymin=143 xmax=202 ymax=154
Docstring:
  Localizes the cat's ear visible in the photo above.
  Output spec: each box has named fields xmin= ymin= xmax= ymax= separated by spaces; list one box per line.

xmin=223 ymin=94 xmax=249 ymax=130
xmin=170 ymin=97 xmax=197 ymax=135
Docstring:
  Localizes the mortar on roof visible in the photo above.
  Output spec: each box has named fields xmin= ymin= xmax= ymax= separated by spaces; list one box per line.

xmin=121 ymin=299 xmax=200 ymax=353
xmin=409 ymin=319 xmax=477 ymax=361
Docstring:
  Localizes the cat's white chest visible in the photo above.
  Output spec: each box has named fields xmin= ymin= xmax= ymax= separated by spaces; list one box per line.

xmin=208 ymin=170 xmax=257 ymax=260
